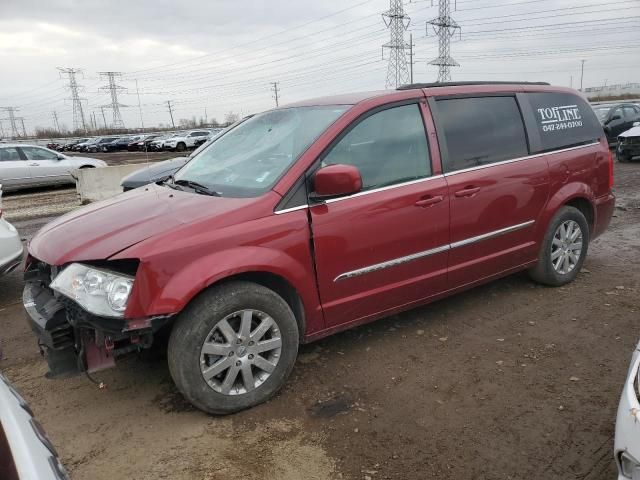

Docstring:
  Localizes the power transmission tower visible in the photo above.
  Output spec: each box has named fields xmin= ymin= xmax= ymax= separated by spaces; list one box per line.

xmin=99 ymin=72 xmax=127 ymax=129
xmin=100 ymin=107 xmax=108 ymax=129
xmin=20 ymin=118 xmax=27 ymax=137
xmin=0 ymin=121 xmax=5 ymax=138
xmin=426 ymin=0 xmax=461 ymax=82
xmin=166 ymin=100 xmax=176 ymax=128
xmin=135 ymin=79 xmax=145 ymax=130
xmin=58 ymin=67 xmax=88 ymax=132
xmin=52 ymin=111 xmax=61 ymax=133
xmin=382 ymin=0 xmax=411 ymax=88
xmin=0 ymin=107 xmax=21 ymax=138
xmin=271 ymin=82 xmax=280 ymax=107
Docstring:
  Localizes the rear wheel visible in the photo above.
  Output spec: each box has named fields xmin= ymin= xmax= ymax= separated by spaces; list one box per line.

xmin=176 ymin=142 xmax=186 ymax=152
xmin=168 ymin=281 xmax=299 ymax=414
xmin=529 ymin=206 xmax=589 ymax=286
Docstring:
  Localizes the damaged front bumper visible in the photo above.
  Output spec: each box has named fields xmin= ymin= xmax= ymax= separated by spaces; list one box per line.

xmin=23 ymin=262 xmax=172 ymax=379
xmin=614 ymin=341 xmax=640 ymax=479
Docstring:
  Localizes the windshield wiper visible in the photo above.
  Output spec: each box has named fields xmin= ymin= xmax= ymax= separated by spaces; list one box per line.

xmin=174 ymin=179 xmax=222 ymax=197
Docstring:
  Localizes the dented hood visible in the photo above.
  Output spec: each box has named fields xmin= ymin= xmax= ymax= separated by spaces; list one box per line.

xmin=28 ymin=184 xmax=248 ymax=265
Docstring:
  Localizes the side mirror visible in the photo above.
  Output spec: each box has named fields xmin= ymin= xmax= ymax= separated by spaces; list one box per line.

xmin=56 ymin=154 xmax=65 ymax=160
xmin=633 ymin=121 xmax=640 ymax=127
xmin=609 ymin=114 xmax=622 ymax=122
xmin=312 ymin=164 xmax=362 ymax=199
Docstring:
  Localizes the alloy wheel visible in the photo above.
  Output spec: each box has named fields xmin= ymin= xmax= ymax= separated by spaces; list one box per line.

xmin=550 ymin=220 xmax=583 ymax=275
xmin=199 ymin=309 xmax=282 ymax=395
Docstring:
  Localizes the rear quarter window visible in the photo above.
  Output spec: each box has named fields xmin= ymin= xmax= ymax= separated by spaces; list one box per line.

xmin=524 ymin=92 xmax=603 ymax=153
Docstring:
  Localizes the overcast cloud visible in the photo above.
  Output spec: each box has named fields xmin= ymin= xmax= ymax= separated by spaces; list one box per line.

xmin=0 ymin=0 xmax=638 ymax=132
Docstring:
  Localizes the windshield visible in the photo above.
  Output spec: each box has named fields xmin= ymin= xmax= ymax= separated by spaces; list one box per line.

xmin=593 ymin=107 xmax=610 ymax=123
xmin=174 ymin=106 xmax=348 ymax=197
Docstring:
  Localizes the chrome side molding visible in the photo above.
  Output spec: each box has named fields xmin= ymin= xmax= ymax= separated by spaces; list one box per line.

xmin=334 ymin=220 xmax=535 ymax=282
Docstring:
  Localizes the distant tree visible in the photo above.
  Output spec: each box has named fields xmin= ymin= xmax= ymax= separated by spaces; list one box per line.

xmin=224 ymin=111 xmax=240 ymax=125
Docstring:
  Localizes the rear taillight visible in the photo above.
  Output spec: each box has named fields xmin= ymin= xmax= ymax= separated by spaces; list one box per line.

xmin=608 ymin=149 xmax=614 ymax=190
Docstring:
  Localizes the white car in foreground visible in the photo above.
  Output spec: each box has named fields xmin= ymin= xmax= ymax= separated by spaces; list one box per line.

xmin=0 ymin=144 xmax=107 ymax=192
xmin=0 ymin=189 xmax=22 ymax=276
xmin=0 ymin=372 xmax=69 ymax=479
xmin=615 ymin=340 xmax=640 ymax=479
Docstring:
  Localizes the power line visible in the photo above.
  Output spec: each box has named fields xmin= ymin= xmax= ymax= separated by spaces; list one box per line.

xmin=427 ymin=0 xmax=461 ymax=82
xmin=382 ymin=0 xmax=411 ymax=88
xmin=99 ymin=71 xmax=127 ymax=129
xmin=57 ymin=67 xmax=88 ymax=132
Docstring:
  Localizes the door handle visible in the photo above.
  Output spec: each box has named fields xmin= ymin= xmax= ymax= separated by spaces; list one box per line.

xmin=28 ymin=163 xmax=40 ymax=167
xmin=415 ymin=195 xmax=444 ymax=208
xmin=454 ymin=186 xmax=481 ymax=197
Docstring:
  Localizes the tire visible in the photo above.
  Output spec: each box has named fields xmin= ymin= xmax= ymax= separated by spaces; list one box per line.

xmin=168 ymin=281 xmax=299 ymax=415
xmin=176 ymin=142 xmax=186 ymax=152
xmin=618 ymin=154 xmax=630 ymax=163
xmin=528 ymin=206 xmax=589 ymax=287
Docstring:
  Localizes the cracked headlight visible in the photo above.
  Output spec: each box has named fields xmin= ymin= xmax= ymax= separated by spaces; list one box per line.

xmin=50 ymin=263 xmax=134 ymax=318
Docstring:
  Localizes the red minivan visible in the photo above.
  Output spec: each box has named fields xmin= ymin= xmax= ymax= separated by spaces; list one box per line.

xmin=23 ymin=82 xmax=614 ymax=414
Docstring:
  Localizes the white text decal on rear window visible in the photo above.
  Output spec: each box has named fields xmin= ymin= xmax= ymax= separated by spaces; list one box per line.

xmin=537 ymin=105 xmax=583 ymax=132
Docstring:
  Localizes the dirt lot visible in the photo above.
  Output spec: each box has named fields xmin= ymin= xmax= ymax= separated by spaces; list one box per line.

xmin=0 ymin=160 xmax=638 ymax=480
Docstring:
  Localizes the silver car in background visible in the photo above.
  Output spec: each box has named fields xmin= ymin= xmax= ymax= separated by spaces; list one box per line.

xmin=0 ymin=372 xmax=69 ymax=479
xmin=0 ymin=144 xmax=106 ymax=192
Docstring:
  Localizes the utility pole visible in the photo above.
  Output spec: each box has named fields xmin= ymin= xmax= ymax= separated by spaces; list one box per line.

xmin=0 ymin=121 xmax=5 ymax=139
xmin=100 ymin=107 xmax=107 ymax=129
xmin=166 ymin=100 xmax=175 ymax=128
xmin=382 ymin=0 xmax=411 ymax=88
xmin=99 ymin=72 xmax=126 ymax=129
xmin=135 ymin=79 xmax=145 ymax=130
xmin=0 ymin=107 xmax=21 ymax=138
xmin=409 ymin=33 xmax=415 ymax=84
xmin=271 ymin=82 xmax=280 ymax=107
xmin=427 ymin=0 xmax=461 ymax=82
xmin=20 ymin=118 xmax=27 ymax=137
xmin=570 ymin=75 xmax=573 ymax=88
xmin=52 ymin=111 xmax=61 ymax=133
xmin=580 ymin=60 xmax=585 ymax=91
xmin=204 ymin=107 xmax=208 ymax=125
xmin=58 ymin=67 xmax=88 ymax=132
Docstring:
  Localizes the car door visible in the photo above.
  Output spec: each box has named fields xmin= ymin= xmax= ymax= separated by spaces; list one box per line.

xmin=309 ymin=102 xmax=450 ymax=328
xmin=0 ymin=146 xmax=31 ymax=190
xmin=430 ymin=94 xmax=549 ymax=289
xmin=607 ymin=107 xmax=627 ymax=140
xmin=623 ymin=106 xmax=639 ymax=133
xmin=18 ymin=146 xmax=69 ymax=187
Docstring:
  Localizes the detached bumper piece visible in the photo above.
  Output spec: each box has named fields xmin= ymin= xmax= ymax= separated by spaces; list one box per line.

xmin=23 ymin=261 xmax=170 ymax=379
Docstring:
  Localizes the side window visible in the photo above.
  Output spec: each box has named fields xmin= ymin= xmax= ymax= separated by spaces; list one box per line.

xmin=435 ymin=96 xmax=528 ymax=173
xmin=612 ymin=108 xmax=624 ymax=120
xmin=322 ymin=104 xmax=430 ymax=190
xmin=623 ymin=106 xmax=636 ymax=120
xmin=0 ymin=147 xmax=22 ymax=162
xmin=525 ymin=92 xmax=604 ymax=152
xmin=20 ymin=147 xmax=58 ymax=161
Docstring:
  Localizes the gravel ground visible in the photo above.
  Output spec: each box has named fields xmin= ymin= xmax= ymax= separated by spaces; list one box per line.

xmin=0 ymin=158 xmax=638 ymax=480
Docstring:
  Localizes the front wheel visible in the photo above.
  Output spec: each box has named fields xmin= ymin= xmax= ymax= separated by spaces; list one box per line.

xmin=528 ymin=206 xmax=589 ymax=286
xmin=176 ymin=142 xmax=186 ymax=152
xmin=168 ymin=281 xmax=299 ymax=415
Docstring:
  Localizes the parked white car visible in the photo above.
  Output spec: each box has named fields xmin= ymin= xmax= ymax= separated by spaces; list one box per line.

xmin=0 ymin=186 xmax=22 ymax=275
xmin=615 ymin=340 xmax=640 ymax=479
xmin=163 ymin=130 xmax=211 ymax=152
xmin=0 ymin=144 xmax=106 ymax=192
xmin=0 ymin=372 xmax=69 ymax=479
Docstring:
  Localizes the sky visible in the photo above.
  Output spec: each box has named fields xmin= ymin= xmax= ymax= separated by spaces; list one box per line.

xmin=0 ymin=0 xmax=639 ymax=133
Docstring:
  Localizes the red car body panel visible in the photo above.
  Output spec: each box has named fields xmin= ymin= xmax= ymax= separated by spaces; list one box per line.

xmin=27 ymin=83 xmax=615 ymax=345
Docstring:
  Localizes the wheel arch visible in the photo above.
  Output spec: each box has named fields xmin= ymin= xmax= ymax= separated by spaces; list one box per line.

xmin=128 ymin=246 xmax=322 ymax=340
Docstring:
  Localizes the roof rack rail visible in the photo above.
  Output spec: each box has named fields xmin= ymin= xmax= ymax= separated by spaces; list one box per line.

xmin=397 ymin=81 xmax=550 ymax=90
